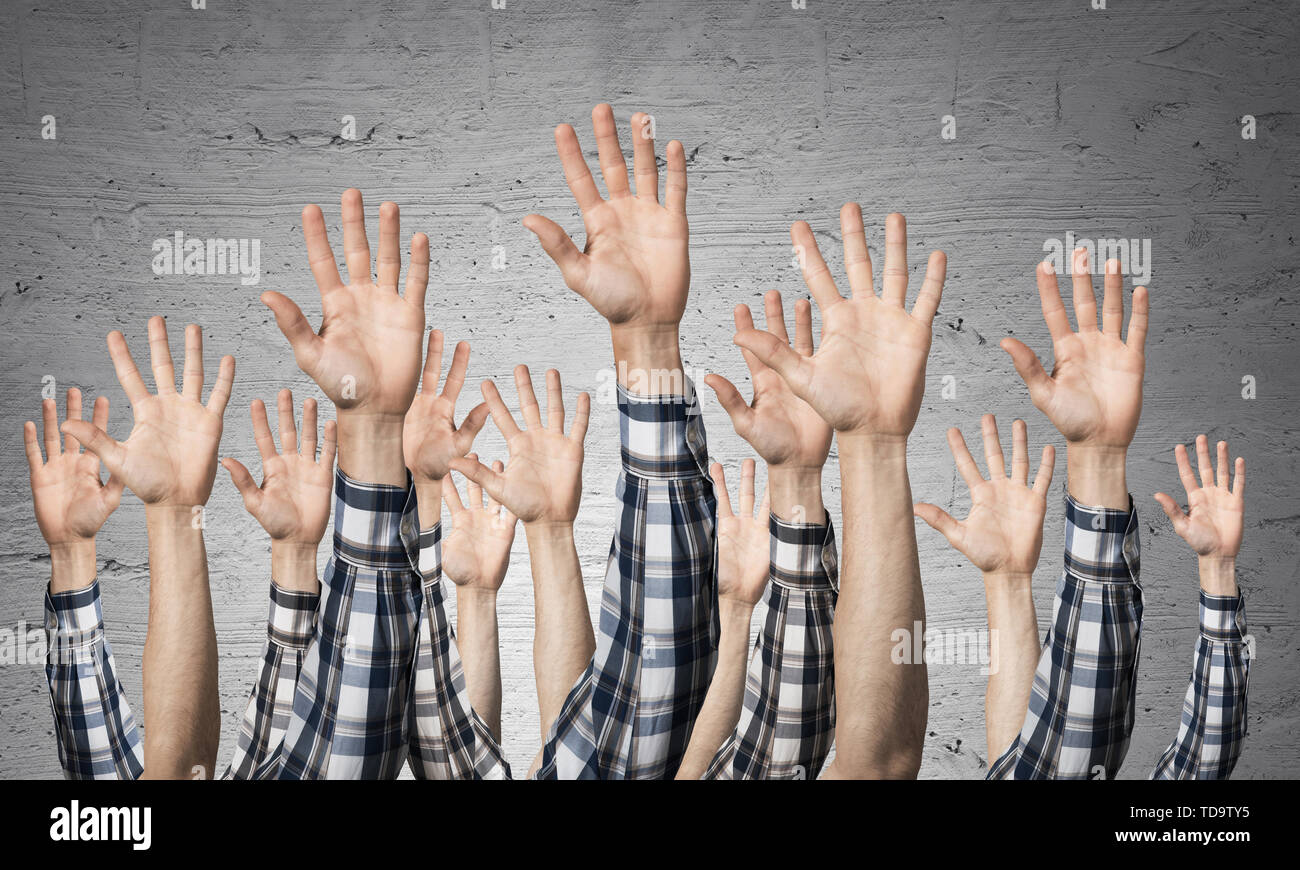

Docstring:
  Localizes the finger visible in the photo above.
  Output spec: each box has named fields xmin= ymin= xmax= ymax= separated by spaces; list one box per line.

xmin=734 ymin=329 xmax=814 ymax=398
xmin=481 ymin=380 xmax=522 ymax=439
xmin=762 ymin=290 xmax=790 ymax=345
xmin=553 ymin=124 xmax=604 ymax=214
xmin=1174 ymin=443 xmax=1198 ymax=500
xmin=222 ymin=457 xmax=263 ymax=513
xmin=999 ymin=338 xmax=1055 ymax=409
xmin=1069 ymin=248 xmax=1098 ymax=333
xmin=570 ymin=392 xmax=591 ymax=444
xmin=947 ymin=426 xmax=984 ymax=491
xmin=404 ymin=232 xmax=430 ymax=312
xmin=456 ymin=402 xmax=490 ymax=452
xmin=665 ymin=139 xmax=687 ymax=214
xmin=1032 ymin=444 xmax=1056 ymax=496
xmin=739 ymin=458 xmax=756 ymax=517
xmin=793 ymin=297 xmax=814 ymax=356
xmin=1126 ymin=286 xmax=1149 ymax=350
xmin=60 ymin=421 xmax=125 ymax=477
xmin=206 ymin=355 xmax=236 ymax=415
xmin=320 ymin=420 xmax=338 ymax=470
xmin=104 ymin=331 xmax=147 ymax=404
xmin=276 ymin=388 xmax=297 ymax=454
xmin=146 ymin=316 xmax=177 ymax=394
xmin=546 ymin=369 xmax=565 ymax=432
xmin=260 ymin=291 xmax=323 ymax=371
xmin=340 ymin=188 xmax=372 ymax=285
xmin=487 ymin=460 xmax=506 ymax=512
xmin=420 ymin=330 xmax=445 ymax=394
xmin=839 ymin=203 xmax=876 ymax=299
xmin=911 ymin=250 xmax=947 ymax=325
xmin=63 ymin=388 xmax=82 ymax=455
xmin=913 ymin=503 xmax=961 ymax=546
xmin=1011 ymin=418 xmax=1029 ymax=485
xmin=181 ymin=324 xmax=204 ymax=401
xmin=301 ymin=203 xmax=344 ymax=294
xmin=704 ymin=373 xmax=755 ymax=440
xmin=1231 ymin=456 xmax=1245 ymax=498
xmin=442 ymin=473 xmax=465 ymax=514
xmin=376 ymin=200 xmax=402 ymax=289
xmin=443 ymin=340 xmax=471 ymax=402
xmin=591 ymin=103 xmax=630 ymax=199
xmin=101 ymin=474 xmax=125 ymax=512
xmin=1195 ymin=435 xmax=1213 ymax=489
xmin=42 ymin=399 xmax=60 ymax=459
xmin=91 ymin=395 xmax=110 ymax=436
xmin=522 ymin=214 xmax=591 ymax=294
xmin=709 ymin=463 xmax=732 ymax=517
xmin=250 ymin=399 xmax=276 ymax=461
xmin=514 ymin=365 xmax=542 ymax=429
xmin=1035 ymin=261 xmax=1073 ymax=343
xmin=23 ymin=421 xmax=43 ymax=470
xmin=732 ymin=304 xmax=764 ymax=381
xmin=630 ymin=111 xmax=659 ymax=202
xmin=981 ymin=414 xmax=1006 ymax=479
xmin=1153 ymin=492 xmax=1188 ymax=535
xmin=301 ymin=397 xmax=318 ymax=459
xmin=1216 ymin=440 xmax=1230 ymax=489
xmin=465 ymin=453 xmax=483 ymax=507
xmin=1101 ymin=258 xmax=1124 ymax=337
xmin=791 ymin=221 xmax=844 ymax=313
xmin=448 ymin=456 xmax=507 ymax=505
xmin=882 ymin=212 xmax=909 ymax=307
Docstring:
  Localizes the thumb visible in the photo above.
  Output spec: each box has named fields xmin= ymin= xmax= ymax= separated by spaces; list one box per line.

xmin=101 ymin=473 xmax=126 ymax=513
xmin=523 ymin=215 xmax=590 ymax=295
xmin=1153 ymin=492 xmax=1187 ymax=535
xmin=913 ymin=502 xmax=962 ymax=547
xmin=449 ymin=456 xmax=508 ymax=507
xmin=456 ymin=401 xmax=490 ymax=451
xmin=222 ymin=457 xmax=263 ymax=514
xmin=703 ymin=374 xmax=755 ymax=438
xmin=733 ymin=329 xmax=813 ymax=399
xmin=60 ymin=421 xmax=125 ymax=478
xmin=999 ymin=337 xmax=1054 ymax=409
xmin=261 ymin=291 xmax=322 ymax=370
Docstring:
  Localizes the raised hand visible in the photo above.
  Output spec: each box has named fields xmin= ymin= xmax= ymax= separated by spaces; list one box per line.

xmin=403 ymin=330 xmax=490 ymax=483
xmin=710 ymin=459 xmax=771 ymax=607
xmin=1154 ymin=436 xmax=1245 ymax=563
xmin=733 ymin=206 xmax=946 ymax=438
xmin=26 ymin=389 xmax=124 ymax=546
xmin=261 ymin=190 xmax=427 ymax=419
xmin=442 ymin=456 xmax=518 ymax=591
xmin=221 ymin=389 xmax=336 ymax=545
xmin=1000 ymin=252 xmax=1147 ymax=449
xmin=706 ymin=291 xmax=832 ymax=471
xmin=914 ymin=416 xmax=1055 ymax=577
xmin=449 ymin=367 xmax=589 ymax=526
xmin=523 ymin=104 xmax=689 ymax=331
xmin=62 ymin=317 xmax=235 ymax=507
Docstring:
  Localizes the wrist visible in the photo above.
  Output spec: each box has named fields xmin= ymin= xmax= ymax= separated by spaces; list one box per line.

xmin=1066 ymin=442 xmax=1129 ymax=509
xmin=337 ymin=412 xmax=407 ymax=486
xmin=982 ymin=569 xmax=1035 ymax=598
xmin=1198 ymin=555 xmax=1237 ymax=597
xmin=414 ymin=478 xmax=444 ymax=529
xmin=766 ymin=465 xmax=826 ymax=524
xmin=610 ymin=324 xmax=685 ymax=396
xmin=456 ymin=585 xmax=500 ymax=607
xmin=48 ymin=540 xmax=97 ymax=594
xmin=837 ymin=432 xmax=908 ymax=465
xmin=270 ymin=540 xmax=319 ymax=593
xmin=717 ymin=595 xmax=757 ymax=626
xmin=524 ymin=519 xmax=575 ymax=544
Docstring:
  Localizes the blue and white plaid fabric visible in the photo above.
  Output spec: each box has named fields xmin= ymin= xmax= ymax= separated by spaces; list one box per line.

xmin=407 ymin=525 xmax=511 ymax=779
xmin=1151 ymin=591 xmax=1250 ymax=779
xmin=44 ymin=582 xmax=144 ymax=780
xmin=988 ymin=493 xmax=1142 ymax=780
xmin=704 ymin=516 xmax=838 ymax=780
xmin=534 ymin=381 xmax=717 ymax=779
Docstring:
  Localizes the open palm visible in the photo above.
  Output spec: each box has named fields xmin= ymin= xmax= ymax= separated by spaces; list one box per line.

xmin=62 ymin=318 xmax=234 ymax=508
xmin=450 ymin=367 xmax=589 ymax=526
xmin=524 ymin=105 xmax=689 ymax=329
xmin=442 ymin=459 xmax=517 ymax=590
xmin=1155 ymin=436 xmax=1245 ymax=558
xmin=711 ymin=460 xmax=771 ymax=606
xmin=734 ymin=207 xmax=946 ymax=438
xmin=26 ymin=389 xmax=124 ymax=544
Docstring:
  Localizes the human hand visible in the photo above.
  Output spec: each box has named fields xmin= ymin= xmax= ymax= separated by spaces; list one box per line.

xmin=442 ymin=456 xmax=517 ymax=592
xmin=710 ymin=459 xmax=771 ymax=607
xmin=1154 ymin=436 xmax=1244 ymax=596
xmin=26 ymin=388 xmax=124 ymax=546
xmin=403 ymin=330 xmax=490 ymax=484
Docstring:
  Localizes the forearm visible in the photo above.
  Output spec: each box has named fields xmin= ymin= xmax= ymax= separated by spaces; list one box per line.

xmin=338 ymin=412 xmax=407 ymax=486
xmin=768 ymin=466 xmax=825 ymax=526
xmin=826 ymin=435 xmax=926 ymax=779
xmin=1198 ymin=556 xmax=1237 ymax=597
xmin=981 ymin=572 xmax=1040 ymax=760
xmin=525 ymin=521 xmax=593 ymax=738
xmin=676 ymin=599 xmax=754 ymax=780
xmin=1067 ymin=443 xmax=1128 ymax=509
xmin=142 ymin=505 xmax=219 ymax=779
xmin=270 ymin=541 xmax=319 ymax=594
xmin=49 ymin=541 xmax=98 ymax=594
xmin=455 ymin=587 xmax=503 ymax=740
xmin=611 ymin=324 xmax=684 ymax=396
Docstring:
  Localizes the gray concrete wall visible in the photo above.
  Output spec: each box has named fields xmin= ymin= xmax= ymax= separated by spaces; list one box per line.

xmin=0 ymin=0 xmax=1295 ymax=779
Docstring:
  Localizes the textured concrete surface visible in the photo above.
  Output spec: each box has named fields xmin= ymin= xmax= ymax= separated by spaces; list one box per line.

xmin=0 ymin=0 xmax=1296 ymax=779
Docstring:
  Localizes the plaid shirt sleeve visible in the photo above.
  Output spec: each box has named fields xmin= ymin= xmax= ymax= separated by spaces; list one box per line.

xmin=43 ymin=580 xmax=144 ymax=780
xmin=1150 ymin=591 xmax=1250 ymax=780
xmin=704 ymin=516 xmax=838 ymax=780
xmin=406 ymin=523 xmax=512 ymax=779
xmin=534 ymin=381 xmax=717 ymax=779
xmin=261 ymin=469 xmax=425 ymax=780
xmin=987 ymin=492 xmax=1142 ymax=780
xmin=224 ymin=582 xmax=318 ymax=780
